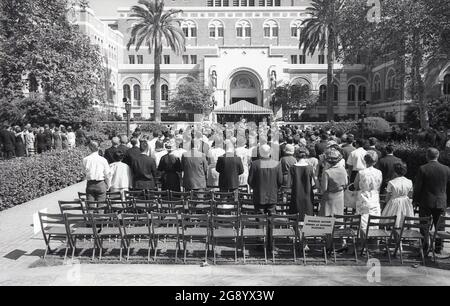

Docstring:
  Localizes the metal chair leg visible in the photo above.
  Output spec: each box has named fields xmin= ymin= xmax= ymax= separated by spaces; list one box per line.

xmin=385 ymin=237 xmax=392 ymax=264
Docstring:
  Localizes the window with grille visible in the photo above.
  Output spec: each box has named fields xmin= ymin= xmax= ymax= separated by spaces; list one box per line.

xmin=190 ymin=55 xmax=197 ymax=64
xmin=182 ymin=55 xmax=189 ymax=64
xmin=358 ymin=85 xmax=366 ymax=101
xmin=348 ymin=85 xmax=356 ymax=102
xmin=133 ymin=84 xmax=141 ymax=106
xmin=137 ymin=55 xmax=143 ymax=64
xmin=318 ymin=54 xmax=325 ymax=64
xmin=128 ymin=55 xmax=135 ymax=64
xmin=299 ymin=54 xmax=306 ymax=64
xmin=164 ymin=55 xmax=170 ymax=64
xmin=123 ymin=84 xmax=131 ymax=100
xmin=161 ymin=84 xmax=169 ymax=101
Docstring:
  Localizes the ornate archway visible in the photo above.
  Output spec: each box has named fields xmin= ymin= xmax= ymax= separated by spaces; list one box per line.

xmin=227 ymin=70 xmax=262 ymax=106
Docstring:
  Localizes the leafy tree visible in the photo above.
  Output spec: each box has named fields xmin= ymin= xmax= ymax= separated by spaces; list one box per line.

xmin=405 ymin=98 xmax=450 ymax=129
xmin=272 ymin=84 xmax=318 ymax=120
xmin=167 ymin=79 xmax=214 ymax=114
xmin=127 ymin=0 xmax=186 ymax=123
xmin=0 ymin=0 xmax=107 ymax=126
xmin=339 ymin=0 xmax=450 ymax=129
xmin=299 ymin=0 xmax=344 ymax=122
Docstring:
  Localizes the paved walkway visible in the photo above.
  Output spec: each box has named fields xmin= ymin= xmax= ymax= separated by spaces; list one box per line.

xmin=1 ymin=182 xmax=450 ymax=286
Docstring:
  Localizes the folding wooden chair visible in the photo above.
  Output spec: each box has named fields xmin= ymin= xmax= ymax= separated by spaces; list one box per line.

xmin=108 ymin=199 xmax=133 ymax=215
xmin=313 ymin=193 xmax=322 ymax=216
xmin=212 ymin=200 xmax=239 ymax=216
xmin=38 ymin=212 xmax=70 ymax=260
xmin=84 ymin=200 xmax=109 ymax=214
xmin=121 ymin=213 xmax=152 ymax=261
xmin=301 ymin=215 xmax=334 ymax=265
xmin=344 ymin=207 xmax=357 ymax=215
xmin=240 ymin=214 xmax=268 ymax=263
xmin=213 ymin=191 xmax=236 ymax=203
xmin=210 ymin=215 xmax=240 ymax=264
xmin=147 ymin=189 xmax=170 ymax=202
xmin=133 ymin=199 xmax=159 ymax=214
xmin=150 ymin=212 xmax=181 ymax=261
xmin=160 ymin=200 xmax=186 ymax=214
xmin=332 ymin=214 xmax=361 ymax=263
xmin=65 ymin=213 xmax=97 ymax=261
xmin=106 ymin=191 xmax=122 ymax=201
xmin=394 ymin=216 xmax=432 ymax=266
xmin=431 ymin=216 xmax=450 ymax=262
xmin=181 ymin=214 xmax=210 ymax=263
xmin=187 ymin=199 xmax=212 ymax=214
xmin=58 ymin=200 xmax=85 ymax=215
xmin=270 ymin=214 xmax=299 ymax=263
xmin=238 ymin=185 xmax=249 ymax=193
xmin=360 ymin=215 xmax=397 ymax=263
xmin=170 ymin=190 xmax=191 ymax=202
xmin=124 ymin=190 xmax=146 ymax=201
xmin=238 ymin=192 xmax=256 ymax=215
xmin=91 ymin=213 xmax=126 ymax=261
xmin=191 ymin=190 xmax=213 ymax=200
xmin=77 ymin=192 xmax=87 ymax=202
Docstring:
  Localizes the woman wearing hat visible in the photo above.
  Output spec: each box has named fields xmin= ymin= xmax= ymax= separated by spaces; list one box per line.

xmin=158 ymin=139 xmax=182 ymax=191
xmin=320 ymin=148 xmax=348 ymax=217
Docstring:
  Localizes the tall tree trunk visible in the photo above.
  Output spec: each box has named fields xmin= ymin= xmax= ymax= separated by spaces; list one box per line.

xmin=326 ymin=27 xmax=335 ymax=122
xmin=412 ymin=34 xmax=429 ymax=129
xmin=154 ymin=39 xmax=162 ymax=123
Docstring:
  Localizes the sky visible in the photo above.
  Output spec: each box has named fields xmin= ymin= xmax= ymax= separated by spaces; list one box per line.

xmin=89 ymin=0 xmax=136 ymax=17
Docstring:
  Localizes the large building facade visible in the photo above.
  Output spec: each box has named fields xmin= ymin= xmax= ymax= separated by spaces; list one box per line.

xmin=73 ymin=1 xmax=450 ymax=123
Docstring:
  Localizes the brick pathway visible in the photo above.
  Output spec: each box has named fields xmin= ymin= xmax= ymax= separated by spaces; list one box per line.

xmin=1 ymin=182 xmax=450 ymax=286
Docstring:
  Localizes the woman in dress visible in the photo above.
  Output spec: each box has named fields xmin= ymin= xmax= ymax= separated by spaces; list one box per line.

xmin=67 ymin=126 xmax=76 ymax=149
xmin=158 ymin=140 xmax=182 ymax=192
xmin=289 ymin=147 xmax=319 ymax=221
xmin=60 ymin=125 xmax=69 ymax=150
xmin=53 ymin=126 xmax=62 ymax=150
xmin=234 ymin=136 xmax=250 ymax=187
xmin=206 ymin=135 xmax=225 ymax=189
xmin=354 ymin=150 xmax=383 ymax=231
xmin=14 ymin=126 xmax=26 ymax=157
xmin=381 ymin=162 xmax=414 ymax=228
xmin=320 ymin=148 xmax=348 ymax=217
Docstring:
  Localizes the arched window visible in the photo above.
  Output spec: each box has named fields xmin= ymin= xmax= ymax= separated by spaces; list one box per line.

xmin=334 ymin=84 xmax=339 ymax=101
xmin=209 ymin=20 xmax=224 ymax=38
xmin=348 ymin=85 xmax=356 ymax=102
xmin=263 ymin=20 xmax=278 ymax=38
xmin=358 ymin=85 xmax=367 ymax=101
xmin=181 ymin=20 xmax=197 ymax=38
xmin=133 ymin=84 xmax=141 ymax=106
xmin=161 ymin=84 xmax=169 ymax=101
xmin=319 ymin=85 xmax=327 ymax=103
xmin=290 ymin=20 xmax=302 ymax=38
xmin=236 ymin=20 xmax=251 ymax=38
xmin=444 ymin=74 xmax=450 ymax=95
xmin=386 ymin=69 xmax=396 ymax=99
xmin=123 ymin=84 xmax=131 ymax=101
xmin=151 ymin=84 xmax=155 ymax=100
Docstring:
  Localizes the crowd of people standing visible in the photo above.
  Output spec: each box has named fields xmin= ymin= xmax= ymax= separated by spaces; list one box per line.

xmin=82 ymin=121 xmax=450 ymax=254
xmin=0 ymin=123 xmax=87 ymax=159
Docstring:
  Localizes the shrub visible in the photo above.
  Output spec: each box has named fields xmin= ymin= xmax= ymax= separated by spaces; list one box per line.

xmin=0 ymin=147 xmax=89 ymax=210
xmin=391 ymin=141 xmax=427 ymax=180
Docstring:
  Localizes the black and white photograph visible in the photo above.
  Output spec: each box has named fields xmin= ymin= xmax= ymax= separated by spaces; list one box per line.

xmin=1 ymin=0 xmax=450 ymax=290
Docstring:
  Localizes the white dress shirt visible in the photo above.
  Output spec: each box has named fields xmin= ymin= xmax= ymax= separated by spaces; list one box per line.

xmin=83 ymin=152 xmax=111 ymax=181
xmin=347 ymin=147 xmax=367 ymax=171
xmin=109 ymin=161 xmax=132 ymax=189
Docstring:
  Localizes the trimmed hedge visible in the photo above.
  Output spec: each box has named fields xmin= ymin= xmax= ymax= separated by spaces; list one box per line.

xmin=0 ymin=147 xmax=89 ymax=211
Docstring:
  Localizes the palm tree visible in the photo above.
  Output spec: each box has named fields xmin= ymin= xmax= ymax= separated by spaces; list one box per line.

xmin=299 ymin=0 xmax=343 ymax=122
xmin=127 ymin=0 xmax=185 ymax=122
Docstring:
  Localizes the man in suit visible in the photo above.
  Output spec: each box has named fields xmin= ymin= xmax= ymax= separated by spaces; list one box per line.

xmin=123 ymin=137 xmax=141 ymax=167
xmin=117 ymin=135 xmax=129 ymax=155
xmin=216 ymin=140 xmax=244 ymax=192
xmin=181 ymin=140 xmax=208 ymax=191
xmin=0 ymin=124 xmax=15 ymax=159
xmin=413 ymin=147 xmax=450 ymax=254
xmin=314 ymin=133 xmax=329 ymax=156
xmin=248 ymin=144 xmax=283 ymax=251
xmin=378 ymin=144 xmax=402 ymax=193
xmin=104 ymin=137 xmax=120 ymax=164
xmin=130 ymin=140 xmax=157 ymax=190
xmin=43 ymin=124 xmax=53 ymax=152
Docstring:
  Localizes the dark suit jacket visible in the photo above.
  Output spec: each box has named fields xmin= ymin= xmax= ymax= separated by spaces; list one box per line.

xmin=104 ymin=146 xmax=118 ymax=164
xmin=35 ymin=132 xmax=46 ymax=150
xmin=248 ymin=158 xmax=283 ymax=205
xmin=181 ymin=150 xmax=208 ymax=190
xmin=123 ymin=146 xmax=141 ymax=167
xmin=413 ymin=161 xmax=450 ymax=210
xmin=378 ymin=154 xmax=402 ymax=188
xmin=131 ymin=154 xmax=157 ymax=189
xmin=0 ymin=129 xmax=16 ymax=151
xmin=216 ymin=154 xmax=244 ymax=190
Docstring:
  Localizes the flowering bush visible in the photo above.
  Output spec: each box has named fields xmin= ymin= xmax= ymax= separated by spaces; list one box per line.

xmin=0 ymin=147 xmax=89 ymax=211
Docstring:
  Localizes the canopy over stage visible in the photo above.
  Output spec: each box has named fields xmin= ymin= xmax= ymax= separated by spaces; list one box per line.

xmin=213 ymin=100 xmax=273 ymax=123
